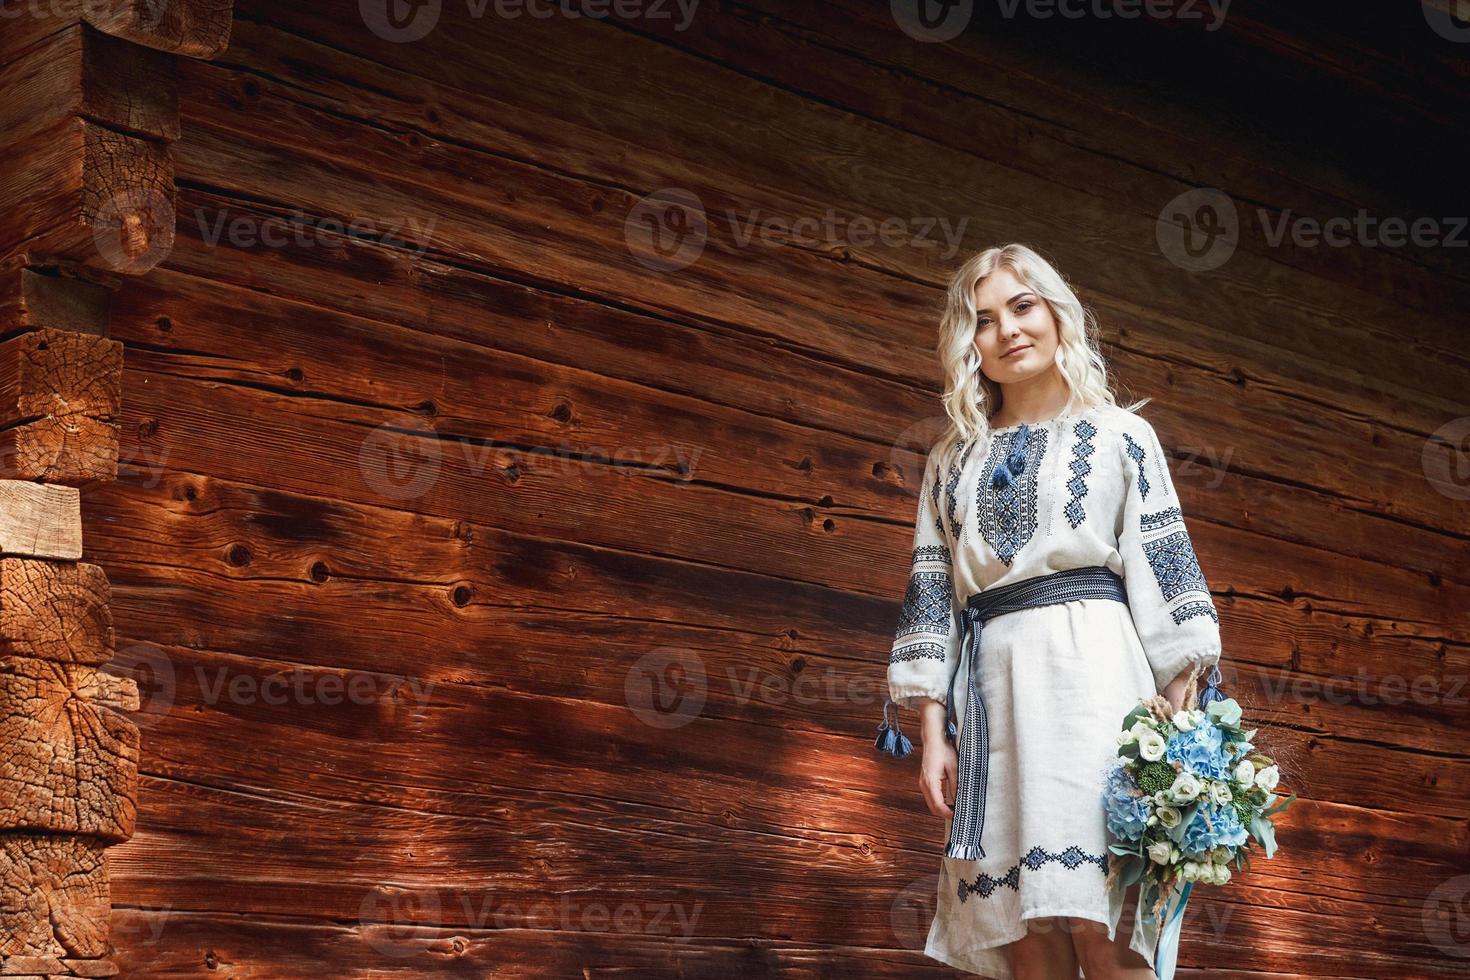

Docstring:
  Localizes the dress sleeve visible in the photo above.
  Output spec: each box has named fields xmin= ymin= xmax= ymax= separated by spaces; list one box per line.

xmin=886 ymin=447 xmax=962 ymax=711
xmin=1116 ymin=415 xmax=1222 ymax=693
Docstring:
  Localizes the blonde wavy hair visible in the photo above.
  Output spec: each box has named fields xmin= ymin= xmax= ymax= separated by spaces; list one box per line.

xmin=931 ymin=243 xmax=1146 ymax=464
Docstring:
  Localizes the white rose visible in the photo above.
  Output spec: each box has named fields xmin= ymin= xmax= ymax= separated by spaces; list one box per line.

xmin=1116 ymin=728 xmax=1137 ymax=746
xmin=1180 ymin=860 xmax=1201 ymax=882
xmin=1156 ymin=804 xmax=1182 ymax=829
xmin=1209 ymin=781 xmax=1233 ymax=806
xmin=1171 ymin=710 xmax=1196 ymax=732
xmin=1234 ymin=759 xmax=1256 ymax=787
xmin=1170 ymin=772 xmax=1203 ymax=802
xmin=1148 ymin=840 xmax=1174 ymax=865
xmin=1210 ymin=846 xmax=1231 ymax=865
xmin=1213 ymin=863 xmax=1232 ymax=885
xmin=1138 ymin=731 xmax=1167 ymax=762
xmin=1153 ymin=790 xmax=1173 ymax=808
xmin=1129 ymin=720 xmax=1154 ymax=741
xmin=1254 ymin=764 xmax=1280 ymax=793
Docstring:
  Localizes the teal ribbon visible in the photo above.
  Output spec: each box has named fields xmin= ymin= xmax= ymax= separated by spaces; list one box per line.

xmin=1153 ymin=880 xmax=1193 ymax=979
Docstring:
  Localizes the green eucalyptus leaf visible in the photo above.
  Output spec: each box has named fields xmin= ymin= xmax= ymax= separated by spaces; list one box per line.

xmin=1249 ymin=813 xmax=1278 ymax=859
xmin=1263 ymin=791 xmax=1297 ymax=816
xmin=1122 ymin=857 xmax=1146 ymax=886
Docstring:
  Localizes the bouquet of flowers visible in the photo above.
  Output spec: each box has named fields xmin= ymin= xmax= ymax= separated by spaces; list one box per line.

xmin=1102 ymin=681 xmax=1294 ymax=974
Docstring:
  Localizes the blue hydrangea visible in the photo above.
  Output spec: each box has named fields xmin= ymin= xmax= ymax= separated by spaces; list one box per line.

xmin=1104 ymin=767 xmax=1150 ymax=841
xmin=1179 ymin=801 xmax=1249 ymax=857
xmin=1166 ymin=721 xmax=1229 ymax=780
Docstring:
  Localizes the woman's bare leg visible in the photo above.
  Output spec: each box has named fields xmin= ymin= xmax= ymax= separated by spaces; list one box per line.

xmin=1067 ymin=886 xmax=1157 ymax=980
xmin=1003 ymin=915 xmax=1081 ymax=980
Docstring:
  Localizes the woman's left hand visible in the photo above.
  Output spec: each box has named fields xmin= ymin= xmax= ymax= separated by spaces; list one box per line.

xmin=1161 ymin=664 xmax=1202 ymax=715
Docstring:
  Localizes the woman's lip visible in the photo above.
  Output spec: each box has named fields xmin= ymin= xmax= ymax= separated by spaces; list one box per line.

xmin=1002 ymin=345 xmax=1031 ymax=359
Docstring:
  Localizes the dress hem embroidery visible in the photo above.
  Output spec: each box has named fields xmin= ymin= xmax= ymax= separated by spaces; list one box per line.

xmin=957 ymin=843 xmax=1110 ymax=902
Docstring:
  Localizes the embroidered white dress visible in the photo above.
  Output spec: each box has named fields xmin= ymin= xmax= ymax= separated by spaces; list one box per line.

xmin=886 ymin=403 xmax=1222 ymax=979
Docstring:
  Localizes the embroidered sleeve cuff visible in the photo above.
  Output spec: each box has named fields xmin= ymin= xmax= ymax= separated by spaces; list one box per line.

xmin=887 ymin=675 xmax=948 ymax=712
xmin=1147 ymin=644 xmax=1221 ymax=695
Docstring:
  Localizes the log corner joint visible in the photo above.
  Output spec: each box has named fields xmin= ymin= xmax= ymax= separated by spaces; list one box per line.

xmin=0 ymin=1 xmax=236 ymax=974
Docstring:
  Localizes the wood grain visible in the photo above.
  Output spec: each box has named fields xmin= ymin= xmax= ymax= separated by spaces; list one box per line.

xmin=25 ymin=0 xmax=1460 ymax=976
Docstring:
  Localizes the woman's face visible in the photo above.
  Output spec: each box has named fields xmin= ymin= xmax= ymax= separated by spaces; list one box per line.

xmin=971 ymin=267 xmax=1060 ymax=385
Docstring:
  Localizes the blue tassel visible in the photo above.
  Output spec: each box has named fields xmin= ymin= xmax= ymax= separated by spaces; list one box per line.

xmin=874 ymin=698 xmax=914 ymax=759
xmin=1197 ymin=663 xmax=1226 ymax=708
xmin=991 ymin=423 xmax=1030 ymax=490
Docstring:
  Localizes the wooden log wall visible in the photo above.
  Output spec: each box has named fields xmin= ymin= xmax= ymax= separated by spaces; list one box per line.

xmin=0 ymin=1 xmax=233 ymax=976
xmin=2 ymin=0 xmax=1462 ymax=975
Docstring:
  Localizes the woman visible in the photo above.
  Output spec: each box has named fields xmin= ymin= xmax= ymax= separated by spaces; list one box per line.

xmin=882 ymin=244 xmax=1222 ymax=979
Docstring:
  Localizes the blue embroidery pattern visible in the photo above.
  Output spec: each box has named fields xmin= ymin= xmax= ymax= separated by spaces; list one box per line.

xmin=976 ymin=426 xmax=1048 ymax=565
xmin=890 ymin=641 xmax=946 ymax=664
xmin=957 ymin=844 xmax=1109 ymax=902
xmin=896 ymin=571 xmax=950 ymax=638
xmin=1134 ymin=505 xmax=1217 ymax=628
xmin=931 ymin=459 xmax=945 ymax=538
xmin=945 ymin=438 xmax=977 ymax=539
xmin=1123 ymin=432 xmax=1151 ymax=500
xmin=893 ymin=542 xmax=953 ymax=665
xmin=1140 ymin=511 xmax=1219 ymax=625
xmin=1063 ymin=418 xmax=1097 ymax=528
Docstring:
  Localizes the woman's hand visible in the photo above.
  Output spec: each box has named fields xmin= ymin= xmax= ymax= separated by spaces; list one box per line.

xmin=916 ymin=698 xmax=956 ymax=819
xmin=1161 ymin=663 xmax=1204 ymax=715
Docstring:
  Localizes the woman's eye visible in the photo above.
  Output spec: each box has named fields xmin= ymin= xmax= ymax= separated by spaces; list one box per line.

xmin=1015 ymin=301 xmax=1032 ymax=314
